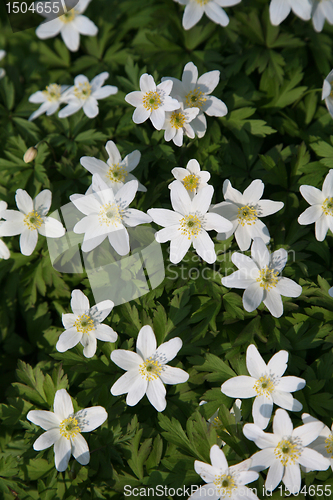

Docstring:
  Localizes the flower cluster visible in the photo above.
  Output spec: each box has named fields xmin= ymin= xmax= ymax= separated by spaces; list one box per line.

xmin=29 ymin=72 xmax=118 ymax=121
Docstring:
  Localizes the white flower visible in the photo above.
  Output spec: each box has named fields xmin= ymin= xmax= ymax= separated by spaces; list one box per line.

xmin=0 ymin=201 xmax=10 ymax=260
xmin=322 ymin=70 xmax=333 ymax=118
xmin=27 ymin=389 xmax=107 ymax=472
xmin=162 ymin=62 xmax=228 ymax=138
xmin=243 ymin=409 xmax=330 ymax=493
xmin=298 ymin=169 xmax=333 ymax=241
xmin=56 ymin=289 xmax=117 ymax=358
xmin=58 ymin=72 xmax=118 ymax=119
xmin=174 ymin=0 xmax=242 ymax=30
xmin=0 ymin=50 xmax=6 ymax=79
xmin=0 ymin=189 xmax=65 ymax=256
xmin=311 ymin=0 xmax=333 ymax=31
xmin=70 ymin=174 xmax=151 ymax=254
xmin=148 ymin=181 xmax=233 ymax=264
xmin=210 ymin=179 xmax=284 ymax=251
xmin=80 ymin=140 xmax=146 ymax=193
xmin=302 ymin=414 xmax=333 ymax=472
xmin=163 ymin=102 xmax=199 ymax=146
xmin=269 ymin=0 xmax=312 ymax=26
xmin=110 ymin=325 xmax=188 ymax=412
xmin=125 ymin=73 xmax=179 ymax=130
xmin=35 ymin=0 xmax=98 ymax=52
xmin=169 ymin=159 xmax=210 ymax=199
xmin=188 ymin=445 xmax=259 ymax=500
xmin=28 ymin=84 xmax=69 ymax=121
xmin=221 ymin=238 xmax=302 ymax=317
xmin=221 ymin=344 xmax=306 ymax=429
xmin=200 ymin=399 xmax=242 ymax=447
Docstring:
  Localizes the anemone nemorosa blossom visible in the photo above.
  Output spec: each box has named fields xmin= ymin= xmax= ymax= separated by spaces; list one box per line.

xmin=169 ymin=158 xmax=211 ymax=198
xmin=174 ymin=0 xmax=242 ymax=31
xmin=269 ymin=0 xmax=312 ymax=26
xmin=311 ymin=0 xmax=333 ymax=32
xmin=28 ymin=84 xmax=69 ymax=121
xmin=221 ymin=344 xmax=305 ymax=429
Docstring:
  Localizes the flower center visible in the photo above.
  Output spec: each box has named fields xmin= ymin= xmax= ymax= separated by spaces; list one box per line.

xmin=322 ymin=197 xmax=333 ymax=216
xmin=183 ymin=173 xmax=199 ymax=192
xmin=23 ymin=210 xmax=43 ymax=230
xmin=99 ymin=203 xmax=122 ymax=226
xmin=142 ymin=91 xmax=162 ymax=111
xmin=213 ymin=473 xmax=236 ymax=496
xmin=325 ymin=434 xmax=333 ymax=457
xmin=274 ymin=437 xmax=302 ymax=466
xmin=106 ymin=163 xmax=127 ymax=184
xmin=237 ymin=205 xmax=258 ymax=226
xmin=257 ymin=266 xmax=279 ymax=290
xmin=74 ymin=82 xmax=92 ymax=100
xmin=253 ymin=375 xmax=276 ymax=397
xmin=60 ymin=10 xmax=76 ymax=23
xmin=185 ymin=87 xmax=207 ymax=108
xmin=43 ymin=84 xmax=62 ymax=102
xmin=74 ymin=313 xmax=94 ymax=334
xmin=179 ymin=214 xmax=202 ymax=239
xmin=59 ymin=416 xmax=81 ymax=439
xmin=170 ymin=111 xmax=186 ymax=129
xmin=139 ymin=356 xmax=163 ymax=381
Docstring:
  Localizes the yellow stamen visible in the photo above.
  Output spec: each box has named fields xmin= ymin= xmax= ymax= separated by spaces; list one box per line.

xmin=179 ymin=214 xmax=202 ymax=239
xmin=99 ymin=203 xmax=122 ymax=226
xmin=60 ymin=10 xmax=76 ymax=23
xmin=185 ymin=87 xmax=207 ymax=108
xmin=183 ymin=173 xmax=199 ymax=192
xmin=23 ymin=210 xmax=43 ymax=230
xmin=253 ymin=375 xmax=276 ymax=397
xmin=170 ymin=111 xmax=186 ymax=129
xmin=74 ymin=82 xmax=92 ymax=100
xmin=257 ymin=266 xmax=279 ymax=290
xmin=42 ymin=84 xmax=62 ymax=102
xmin=274 ymin=437 xmax=302 ymax=466
xmin=59 ymin=416 xmax=81 ymax=439
xmin=325 ymin=434 xmax=333 ymax=457
xmin=74 ymin=313 xmax=95 ymax=334
xmin=213 ymin=474 xmax=236 ymax=496
xmin=322 ymin=197 xmax=333 ymax=216
xmin=142 ymin=91 xmax=162 ymax=111
xmin=237 ymin=205 xmax=258 ymax=226
xmin=139 ymin=357 xmax=162 ymax=381
xmin=106 ymin=163 xmax=127 ymax=184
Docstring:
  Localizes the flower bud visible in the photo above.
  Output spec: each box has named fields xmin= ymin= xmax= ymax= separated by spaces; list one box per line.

xmin=23 ymin=146 xmax=38 ymax=163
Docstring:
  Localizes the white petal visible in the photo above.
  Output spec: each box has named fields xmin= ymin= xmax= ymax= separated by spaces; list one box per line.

xmin=250 ymin=449 xmax=278 ymax=471
xmin=0 ymin=217 xmax=24 ymax=237
xmin=27 ymin=410 xmax=60 ymax=430
xmin=159 ymin=365 xmax=189 ymax=385
xmin=71 ymin=15 xmax=98 ymax=36
xmin=197 ymin=70 xmax=220 ymax=94
xmin=242 ymin=180 xmax=264 ymax=204
xmin=34 ymin=190 xmax=52 ymax=215
xmin=82 ymin=336 xmax=97 ymax=358
xmin=54 ymin=389 xmax=74 ymax=420
xmin=71 ymin=433 xmax=90 ymax=465
xmin=20 ymin=229 xmax=38 ymax=256
xmin=251 ymin=237 xmax=270 ymax=268
xmin=243 ymin=424 xmax=279 ymax=449
xmin=155 ymin=225 xmax=182 ymax=243
xmin=82 ymin=97 xmax=99 ymax=118
xmin=243 ymin=282 xmax=264 ymax=312
xmin=210 ymin=445 xmax=228 ymax=470
xmin=169 ymin=234 xmax=192 ymax=263
xmin=111 ymin=370 xmax=141 ymax=396
xmin=252 ymin=395 xmax=273 ymax=429
xmin=293 ymin=421 xmax=325 ymax=446
xmin=133 ymin=106 xmax=150 ymax=124
xmin=126 ymin=375 xmax=149 ymax=406
xmin=150 ymin=107 xmax=165 ymax=130
xmin=105 ymin=141 xmax=122 ymax=164
xmin=204 ymin=2 xmax=229 ymax=26
xmin=108 ymin=228 xmax=130 ymax=256
xmin=298 ymin=205 xmax=323 ymax=225
xmin=223 ymin=179 xmax=244 ymax=204
xmin=94 ymin=324 xmax=117 ymax=343
xmin=54 ymin=436 xmax=71 ymax=472
xmin=270 ymin=248 xmax=288 ymax=273
xmin=246 ymin=344 xmax=267 ymax=378
xmin=315 ymin=214 xmax=329 ymax=241
xmin=298 ymin=448 xmax=330 ymax=470
xmin=33 ymin=429 xmax=61 ymax=451
xmin=58 ymin=100 xmax=82 ymax=118
xmin=125 ymin=91 xmax=143 ymax=107
xmin=148 ymin=208 xmax=182 ymax=227
xmin=182 ymin=62 xmax=199 ymax=87
xmin=116 ymin=179 xmax=138 ymax=207
xmin=124 ymin=208 xmax=151 ymax=227
xmin=191 ymin=185 xmax=214 ymax=214
xmin=322 ymin=169 xmax=333 ymax=198
xmin=16 ymin=189 xmax=33 ymax=214
xmin=183 ymin=2 xmax=204 ymax=30
xmin=221 ymin=376 xmax=257 ymax=398
xmin=56 ymin=327 xmax=82 ymax=352
xmin=111 ymin=350 xmax=142 ymax=370
xmin=247 ymin=219 xmax=270 ymax=243
xmin=299 ymin=185 xmax=324 ymax=205
xmin=282 ymin=463 xmax=301 ymax=494
xmin=136 ymin=325 xmax=157 ymax=359
xmin=267 ymin=350 xmax=288 ymax=377
xmin=146 ymin=377 xmax=166 ymax=412
xmin=35 ymin=18 xmax=62 ymax=39
xmin=272 ymin=390 xmax=301 ymax=412
xmin=269 ymin=0 xmax=291 ymax=25
xmin=0 ymin=240 xmax=9 ymax=259
xmin=232 ymin=252 xmax=259 ymax=273
xmin=140 ymin=74 xmax=156 ymax=93
xmin=192 ymin=230 xmax=216 ymax=264
xmin=275 ymin=277 xmax=302 ymax=298
xmin=156 ymin=337 xmax=182 ymax=364
xmin=263 ymin=289 xmax=283 ymax=318
xmin=75 ymin=406 xmax=107 ymax=432
xmin=122 ymin=150 xmax=141 ymax=172
xmin=71 ymin=289 xmax=89 ymax=315
xmin=235 ymin=224 xmax=252 ymax=251
xmin=265 ymin=460 xmax=284 ymax=492
xmin=194 ymin=461 xmax=218 ymax=484
xmin=291 ymin=0 xmax=311 ymax=20
xmin=276 ymin=376 xmax=305 ymax=393
xmin=257 ymin=199 xmax=284 ymax=217
xmin=61 ymin=24 xmax=80 ymax=52
xmin=222 ymin=270 xmax=257 ymax=289
xmin=39 ymin=217 xmax=65 ymax=238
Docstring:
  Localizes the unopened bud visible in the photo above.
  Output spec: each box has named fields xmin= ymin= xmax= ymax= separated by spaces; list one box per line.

xmin=23 ymin=146 xmax=38 ymax=163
